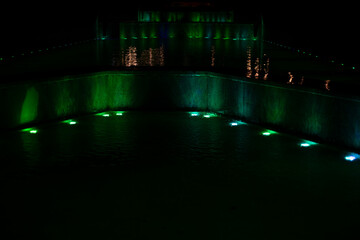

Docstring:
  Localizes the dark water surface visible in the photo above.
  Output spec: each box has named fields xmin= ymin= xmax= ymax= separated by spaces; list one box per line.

xmin=1 ymin=111 xmax=360 ymax=239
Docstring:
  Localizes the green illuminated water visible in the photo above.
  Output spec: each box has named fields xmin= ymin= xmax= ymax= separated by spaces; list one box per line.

xmin=1 ymin=111 xmax=360 ymax=239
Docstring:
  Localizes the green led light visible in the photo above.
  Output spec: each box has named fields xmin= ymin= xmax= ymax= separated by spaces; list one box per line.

xmin=21 ymin=128 xmax=38 ymax=134
xmin=299 ymin=140 xmax=317 ymax=147
xmin=115 ymin=111 xmax=125 ymax=116
xmin=230 ymin=120 xmax=246 ymax=126
xmin=96 ymin=112 xmax=111 ymax=117
xmin=261 ymin=130 xmax=277 ymax=136
xmin=189 ymin=112 xmax=200 ymax=117
xmin=62 ymin=119 xmax=77 ymax=125
xmin=203 ymin=113 xmax=217 ymax=118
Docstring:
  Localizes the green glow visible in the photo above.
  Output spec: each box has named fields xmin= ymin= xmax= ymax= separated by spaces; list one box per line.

xmin=96 ymin=112 xmax=111 ymax=117
xmin=62 ymin=119 xmax=77 ymax=125
xmin=189 ymin=112 xmax=200 ymax=117
xmin=300 ymin=140 xmax=317 ymax=147
xmin=203 ymin=113 xmax=217 ymax=118
xmin=230 ymin=120 xmax=246 ymax=126
xmin=20 ymin=87 xmax=39 ymax=125
xmin=21 ymin=128 xmax=38 ymax=134
xmin=261 ymin=130 xmax=277 ymax=136
xmin=114 ymin=111 xmax=125 ymax=116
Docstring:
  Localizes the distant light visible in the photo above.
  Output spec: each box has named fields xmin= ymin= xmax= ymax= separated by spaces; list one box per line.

xmin=230 ymin=122 xmax=238 ymax=126
xmin=203 ymin=114 xmax=211 ymax=118
xmin=69 ymin=121 xmax=77 ymax=125
xmin=29 ymin=130 xmax=38 ymax=134
xmin=262 ymin=132 xmax=271 ymax=136
xmin=300 ymin=143 xmax=310 ymax=147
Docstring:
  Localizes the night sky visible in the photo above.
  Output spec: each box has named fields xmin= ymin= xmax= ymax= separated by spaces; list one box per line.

xmin=1 ymin=1 xmax=357 ymax=63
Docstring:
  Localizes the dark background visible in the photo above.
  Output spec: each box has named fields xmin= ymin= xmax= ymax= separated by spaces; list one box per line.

xmin=0 ymin=1 xmax=357 ymax=64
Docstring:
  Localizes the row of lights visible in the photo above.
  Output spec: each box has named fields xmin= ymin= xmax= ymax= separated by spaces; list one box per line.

xmin=189 ymin=111 xmax=359 ymax=162
xmin=21 ymin=111 xmax=125 ymax=134
xmin=19 ymin=111 xmax=359 ymax=163
xmin=265 ymin=40 xmax=357 ymax=71
xmin=119 ymin=36 xmax=257 ymax=41
xmin=0 ymin=39 xmax=93 ymax=63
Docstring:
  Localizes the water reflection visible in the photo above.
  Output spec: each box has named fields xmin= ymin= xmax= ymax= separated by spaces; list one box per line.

xmin=113 ymin=45 xmax=165 ymax=67
xmin=263 ymin=54 xmax=270 ymax=80
xmin=325 ymin=80 xmax=331 ymax=91
xmin=211 ymin=45 xmax=215 ymax=67
xmin=246 ymin=47 xmax=252 ymax=78
xmin=287 ymin=72 xmax=294 ymax=84
xmin=254 ymin=57 xmax=260 ymax=79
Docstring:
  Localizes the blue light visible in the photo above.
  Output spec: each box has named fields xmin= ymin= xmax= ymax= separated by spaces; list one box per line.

xmin=345 ymin=156 xmax=356 ymax=161
xmin=345 ymin=153 xmax=360 ymax=162
xmin=189 ymin=112 xmax=200 ymax=117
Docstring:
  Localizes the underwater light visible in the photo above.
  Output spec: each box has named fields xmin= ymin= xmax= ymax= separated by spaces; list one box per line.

xmin=261 ymin=130 xmax=277 ymax=136
xmin=189 ymin=112 xmax=200 ymax=117
xmin=203 ymin=113 xmax=217 ymax=118
xmin=345 ymin=156 xmax=356 ymax=161
xmin=300 ymin=140 xmax=317 ymax=148
xmin=115 ymin=111 xmax=125 ymax=116
xmin=229 ymin=120 xmax=246 ymax=126
xmin=63 ymin=119 xmax=77 ymax=125
xmin=96 ymin=112 xmax=110 ymax=117
xmin=22 ymin=128 xmax=38 ymax=134
xmin=344 ymin=153 xmax=360 ymax=161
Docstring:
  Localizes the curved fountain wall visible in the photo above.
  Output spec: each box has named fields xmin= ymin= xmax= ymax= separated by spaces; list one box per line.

xmin=2 ymin=71 xmax=359 ymax=151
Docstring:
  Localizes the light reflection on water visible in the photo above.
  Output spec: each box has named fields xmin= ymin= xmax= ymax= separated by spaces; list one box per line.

xmin=1 ymin=111 xmax=360 ymax=238
xmin=0 ymin=36 xmax=353 ymax=94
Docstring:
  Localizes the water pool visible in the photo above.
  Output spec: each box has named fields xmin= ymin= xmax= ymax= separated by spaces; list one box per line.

xmin=1 ymin=111 xmax=360 ymax=239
